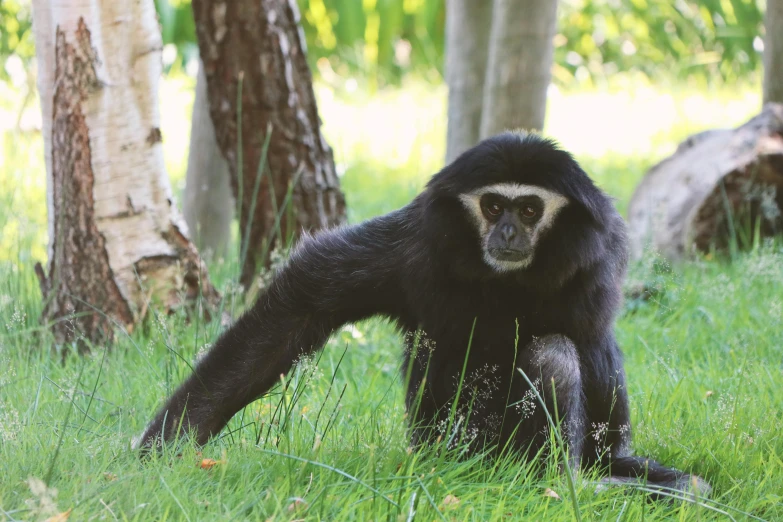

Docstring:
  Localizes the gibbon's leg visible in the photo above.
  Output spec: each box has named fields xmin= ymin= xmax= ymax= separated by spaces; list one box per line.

xmin=515 ymin=334 xmax=586 ymax=464
xmin=578 ymin=333 xmax=631 ymax=466
xmin=580 ymin=335 xmax=711 ymax=496
xmin=137 ymin=223 xmax=401 ymax=449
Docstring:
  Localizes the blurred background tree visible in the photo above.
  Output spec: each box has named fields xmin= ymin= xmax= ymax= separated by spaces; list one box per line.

xmin=444 ymin=0 xmax=560 ymax=162
xmin=763 ymin=0 xmax=783 ymax=103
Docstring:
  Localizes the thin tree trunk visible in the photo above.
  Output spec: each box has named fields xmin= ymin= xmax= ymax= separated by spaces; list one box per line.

xmin=445 ymin=0 xmax=493 ymax=163
xmin=764 ymin=0 xmax=783 ymax=105
xmin=480 ymin=0 xmax=559 ymax=137
xmin=183 ymin=64 xmax=233 ymax=259
xmin=31 ymin=0 xmax=218 ymax=353
xmin=192 ymin=0 xmax=346 ymax=289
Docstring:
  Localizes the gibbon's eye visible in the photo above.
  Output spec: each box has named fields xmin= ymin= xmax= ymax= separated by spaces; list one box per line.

xmin=521 ymin=206 xmax=537 ymax=219
xmin=483 ymin=201 xmax=503 ymax=218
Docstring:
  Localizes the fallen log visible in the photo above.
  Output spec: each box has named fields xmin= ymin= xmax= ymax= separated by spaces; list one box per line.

xmin=627 ymin=103 xmax=783 ymax=260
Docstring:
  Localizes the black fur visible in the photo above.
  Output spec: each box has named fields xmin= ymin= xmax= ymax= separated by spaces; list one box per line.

xmin=139 ymin=132 xmax=709 ymax=496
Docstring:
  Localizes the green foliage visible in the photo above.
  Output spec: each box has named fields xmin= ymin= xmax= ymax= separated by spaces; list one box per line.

xmin=1 ymin=0 xmax=768 ymax=87
xmin=0 ymin=0 xmax=33 ymax=82
xmin=154 ymin=0 xmax=199 ymax=72
xmin=297 ymin=0 xmax=445 ymax=88
xmin=296 ymin=0 xmax=767 ymax=87
xmin=555 ymin=0 xmax=766 ymax=86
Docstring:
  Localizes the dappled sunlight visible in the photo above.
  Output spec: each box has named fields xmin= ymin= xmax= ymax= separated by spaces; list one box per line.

xmin=316 ymin=79 xmax=762 ymax=188
xmin=317 ymin=82 xmax=446 ymax=176
xmin=547 ymin=84 xmax=761 ymax=158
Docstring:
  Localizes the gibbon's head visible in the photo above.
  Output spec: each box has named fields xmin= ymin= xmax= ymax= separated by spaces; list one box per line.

xmin=424 ymin=131 xmax=625 ymax=283
xmin=456 ymin=181 xmax=567 ymax=272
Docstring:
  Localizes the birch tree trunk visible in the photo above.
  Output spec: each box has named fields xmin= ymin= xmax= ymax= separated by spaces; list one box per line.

xmin=444 ymin=0 xmax=493 ymax=163
xmin=764 ymin=0 xmax=783 ymax=105
xmin=31 ymin=0 xmax=219 ymax=353
xmin=183 ymin=64 xmax=233 ymax=259
xmin=480 ymin=0 xmax=559 ymax=137
xmin=192 ymin=0 xmax=346 ymax=289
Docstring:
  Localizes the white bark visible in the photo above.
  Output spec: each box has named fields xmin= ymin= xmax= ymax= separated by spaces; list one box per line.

xmin=764 ymin=0 xmax=783 ymax=105
xmin=183 ymin=64 xmax=233 ymax=259
xmin=31 ymin=0 xmax=217 ymax=345
xmin=480 ymin=0 xmax=559 ymax=138
xmin=445 ymin=0 xmax=493 ymax=163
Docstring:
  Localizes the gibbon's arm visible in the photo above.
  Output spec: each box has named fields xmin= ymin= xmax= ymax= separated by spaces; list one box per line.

xmin=139 ymin=216 xmax=404 ymax=447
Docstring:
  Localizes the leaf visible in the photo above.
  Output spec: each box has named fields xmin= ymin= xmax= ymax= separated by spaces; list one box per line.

xmin=441 ymin=494 xmax=460 ymax=507
xmin=287 ymin=498 xmax=308 ymax=512
xmin=199 ymin=458 xmax=220 ymax=470
xmin=544 ymin=488 xmax=561 ymax=500
xmin=44 ymin=509 xmax=72 ymax=522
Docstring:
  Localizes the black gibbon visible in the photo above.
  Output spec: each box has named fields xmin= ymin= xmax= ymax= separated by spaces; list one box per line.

xmin=139 ymin=132 xmax=709 ymax=495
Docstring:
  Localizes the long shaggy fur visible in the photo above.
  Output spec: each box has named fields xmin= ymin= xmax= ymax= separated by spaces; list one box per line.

xmin=139 ymin=132 xmax=709 ymax=496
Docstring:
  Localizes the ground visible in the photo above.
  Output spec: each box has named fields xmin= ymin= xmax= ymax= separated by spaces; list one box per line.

xmin=0 ymin=78 xmax=781 ymax=520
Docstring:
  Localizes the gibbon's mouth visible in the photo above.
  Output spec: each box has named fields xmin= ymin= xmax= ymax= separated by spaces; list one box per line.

xmin=488 ymin=248 xmax=529 ymax=262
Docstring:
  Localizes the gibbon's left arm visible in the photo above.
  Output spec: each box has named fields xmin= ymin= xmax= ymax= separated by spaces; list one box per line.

xmin=138 ymin=215 xmax=404 ymax=448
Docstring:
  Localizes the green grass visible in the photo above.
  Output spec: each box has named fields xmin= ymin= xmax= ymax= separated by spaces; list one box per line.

xmin=1 ymin=79 xmax=782 ymax=520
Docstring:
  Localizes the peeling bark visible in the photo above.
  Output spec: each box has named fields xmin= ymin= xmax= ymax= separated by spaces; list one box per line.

xmin=192 ymin=0 xmax=346 ymax=288
xmin=35 ymin=22 xmax=133 ymax=351
xmin=31 ymin=3 xmax=219 ymax=353
xmin=627 ymin=104 xmax=783 ymax=260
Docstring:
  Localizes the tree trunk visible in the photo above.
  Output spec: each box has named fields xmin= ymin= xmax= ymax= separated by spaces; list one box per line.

xmin=192 ymin=0 xmax=346 ymax=289
xmin=444 ymin=0 xmax=493 ymax=164
xmin=480 ymin=0 xmax=559 ymax=138
xmin=183 ymin=63 xmax=234 ymax=259
xmin=31 ymin=1 xmax=219 ymax=353
xmin=627 ymin=104 xmax=783 ymax=260
xmin=764 ymin=0 xmax=783 ymax=105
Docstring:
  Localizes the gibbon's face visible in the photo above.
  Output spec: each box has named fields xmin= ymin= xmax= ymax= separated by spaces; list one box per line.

xmin=459 ymin=183 xmax=568 ymax=272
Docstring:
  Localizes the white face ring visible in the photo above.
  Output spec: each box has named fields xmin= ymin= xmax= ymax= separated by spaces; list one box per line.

xmin=458 ymin=183 xmax=568 ymax=272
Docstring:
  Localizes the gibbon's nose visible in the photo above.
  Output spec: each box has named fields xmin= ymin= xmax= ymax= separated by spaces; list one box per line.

xmin=500 ymin=223 xmax=517 ymax=243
